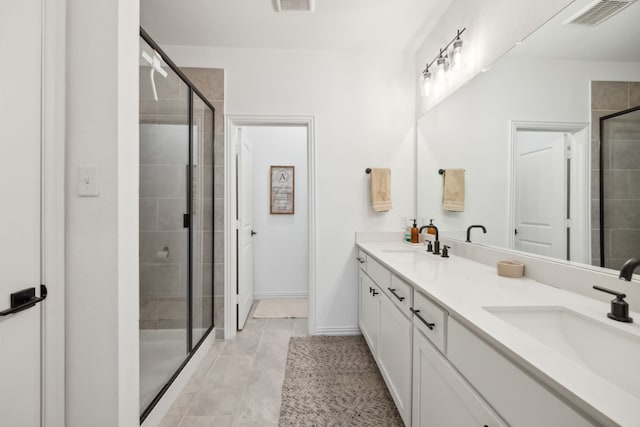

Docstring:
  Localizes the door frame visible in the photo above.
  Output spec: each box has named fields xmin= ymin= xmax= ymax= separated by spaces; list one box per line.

xmin=508 ymin=121 xmax=590 ymax=262
xmin=224 ymin=115 xmax=317 ymax=340
xmin=42 ymin=0 xmax=66 ymax=425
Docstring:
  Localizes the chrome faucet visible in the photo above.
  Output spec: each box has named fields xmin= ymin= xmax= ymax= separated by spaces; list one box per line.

xmin=419 ymin=224 xmax=440 ymax=255
xmin=619 ymin=258 xmax=640 ymax=281
xmin=466 ymin=225 xmax=486 ymax=243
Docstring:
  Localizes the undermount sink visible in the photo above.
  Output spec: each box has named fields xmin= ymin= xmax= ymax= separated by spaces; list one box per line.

xmin=381 ymin=248 xmax=438 ymax=262
xmin=484 ymin=306 xmax=640 ymax=399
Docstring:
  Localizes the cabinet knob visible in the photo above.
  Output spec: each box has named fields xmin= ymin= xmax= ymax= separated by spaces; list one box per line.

xmin=356 ymin=257 xmax=365 ymax=264
xmin=372 ymin=289 xmax=379 ymax=296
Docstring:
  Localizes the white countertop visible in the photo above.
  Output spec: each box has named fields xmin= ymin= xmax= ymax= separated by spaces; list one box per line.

xmin=357 ymin=240 xmax=640 ymax=427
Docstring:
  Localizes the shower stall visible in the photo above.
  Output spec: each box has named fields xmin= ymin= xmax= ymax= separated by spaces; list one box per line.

xmin=599 ymin=105 xmax=640 ymax=269
xmin=139 ymin=28 xmax=215 ymax=421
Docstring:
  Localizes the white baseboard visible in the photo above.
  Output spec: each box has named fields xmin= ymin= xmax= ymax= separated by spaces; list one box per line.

xmin=253 ymin=291 xmax=308 ymax=300
xmin=141 ymin=328 xmax=217 ymax=427
xmin=314 ymin=326 xmax=362 ymax=336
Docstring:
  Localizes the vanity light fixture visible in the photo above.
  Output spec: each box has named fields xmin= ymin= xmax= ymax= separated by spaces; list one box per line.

xmin=450 ymin=31 xmax=465 ymax=71
xmin=421 ymin=67 xmax=433 ymax=96
xmin=420 ymin=28 xmax=466 ymax=97
xmin=435 ymin=50 xmax=448 ymax=81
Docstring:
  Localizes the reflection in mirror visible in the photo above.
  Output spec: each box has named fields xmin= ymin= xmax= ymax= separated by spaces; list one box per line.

xmin=416 ymin=0 xmax=640 ymax=275
xmin=600 ymin=106 xmax=640 ymax=269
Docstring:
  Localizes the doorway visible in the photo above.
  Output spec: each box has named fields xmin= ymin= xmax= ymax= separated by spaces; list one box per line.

xmin=225 ymin=117 xmax=317 ymax=340
xmin=509 ymin=122 xmax=590 ymax=263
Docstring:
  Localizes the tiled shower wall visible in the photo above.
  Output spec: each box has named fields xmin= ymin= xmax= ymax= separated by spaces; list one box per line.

xmin=591 ymin=81 xmax=640 ymax=268
xmin=182 ymin=68 xmax=225 ymax=331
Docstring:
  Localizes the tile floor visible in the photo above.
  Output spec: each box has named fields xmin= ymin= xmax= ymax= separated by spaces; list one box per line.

xmin=158 ymin=307 xmax=308 ymax=427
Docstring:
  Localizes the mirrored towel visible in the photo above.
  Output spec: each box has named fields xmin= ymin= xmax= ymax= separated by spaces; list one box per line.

xmin=443 ymin=169 xmax=464 ymax=212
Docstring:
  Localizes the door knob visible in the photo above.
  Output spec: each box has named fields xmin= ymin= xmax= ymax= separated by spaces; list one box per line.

xmin=250 ymin=230 xmax=257 ymax=236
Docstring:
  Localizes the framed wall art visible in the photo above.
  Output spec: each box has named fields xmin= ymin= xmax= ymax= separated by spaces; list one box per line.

xmin=270 ymin=165 xmax=295 ymax=214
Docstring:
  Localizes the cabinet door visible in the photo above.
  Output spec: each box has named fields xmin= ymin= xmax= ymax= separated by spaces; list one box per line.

xmin=378 ymin=294 xmax=412 ymax=426
xmin=359 ymin=271 xmax=379 ymax=355
xmin=413 ymin=329 xmax=507 ymax=427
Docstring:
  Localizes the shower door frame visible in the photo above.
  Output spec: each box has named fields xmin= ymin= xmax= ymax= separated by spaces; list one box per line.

xmin=140 ymin=28 xmax=216 ymax=423
xmin=598 ymin=105 xmax=640 ymax=267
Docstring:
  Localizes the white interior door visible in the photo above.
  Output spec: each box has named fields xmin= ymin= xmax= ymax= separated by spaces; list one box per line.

xmin=514 ymin=130 xmax=567 ymax=259
xmin=0 ymin=0 xmax=45 ymax=425
xmin=237 ymin=129 xmax=254 ymax=330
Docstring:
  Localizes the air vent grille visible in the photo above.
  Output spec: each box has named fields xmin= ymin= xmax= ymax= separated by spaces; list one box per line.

xmin=565 ymin=0 xmax=635 ymax=26
xmin=275 ymin=0 xmax=314 ymax=12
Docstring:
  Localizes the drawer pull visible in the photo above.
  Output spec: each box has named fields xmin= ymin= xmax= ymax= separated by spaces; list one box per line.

xmin=356 ymin=257 xmax=365 ymax=264
xmin=372 ymin=289 xmax=379 ymax=296
xmin=387 ymin=287 xmax=405 ymax=302
xmin=410 ymin=308 xmax=435 ymax=330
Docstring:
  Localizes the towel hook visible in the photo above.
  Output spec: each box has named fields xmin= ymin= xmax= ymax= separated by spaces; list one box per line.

xmin=365 ymin=168 xmax=372 ymax=174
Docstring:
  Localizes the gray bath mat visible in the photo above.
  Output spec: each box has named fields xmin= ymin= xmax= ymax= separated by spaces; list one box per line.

xmin=279 ymin=335 xmax=403 ymax=426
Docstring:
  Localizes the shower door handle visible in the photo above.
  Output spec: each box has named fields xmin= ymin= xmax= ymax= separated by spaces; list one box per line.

xmin=183 ymin=213 xmax=190 ymax=228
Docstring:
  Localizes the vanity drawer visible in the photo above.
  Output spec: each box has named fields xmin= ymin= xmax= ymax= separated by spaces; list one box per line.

xmin=356 ymin=249 xmax=367 ymax=271
xmin=367 ymin=256 xmax=391 ymax=288
xmin=412 ymin=290 xmax=447 ymax=354
xmin=387 ymin=274 xmax=412 ymax=314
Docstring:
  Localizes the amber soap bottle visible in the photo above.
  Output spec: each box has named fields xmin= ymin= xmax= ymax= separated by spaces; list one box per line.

xmin=410 ymin=219 xmax=419 ymax=244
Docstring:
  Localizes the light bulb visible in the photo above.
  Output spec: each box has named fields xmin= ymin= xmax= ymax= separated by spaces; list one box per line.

xmin=421 ymin=69 xmax=432 ymax=97
xmin=435 ymin=56 xmax=447 ymax=81
xmin=450 ymin=38 xmax=464 ymax=71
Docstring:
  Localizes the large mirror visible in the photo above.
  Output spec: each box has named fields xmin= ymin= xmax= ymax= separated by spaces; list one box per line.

xmin=417 ymin=0 xmax=640 ymax=272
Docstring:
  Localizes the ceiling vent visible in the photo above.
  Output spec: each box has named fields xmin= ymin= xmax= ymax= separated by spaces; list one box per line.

xmin=273 ymin=0 xmax=315 ymax=12
xmin=564 ymin=0 xmax=636 ymax=26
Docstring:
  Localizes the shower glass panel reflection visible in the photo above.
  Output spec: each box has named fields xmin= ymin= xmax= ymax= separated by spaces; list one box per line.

xmin=191 ymin=96 xmax=214 ymax=344
xmin=600 ymin=105 xmax=640 ymax=269
xmin=139 ymin=30 xmax=215 ymax=421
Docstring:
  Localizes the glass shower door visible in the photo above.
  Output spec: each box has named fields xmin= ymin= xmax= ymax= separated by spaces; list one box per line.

xmin=139 ymin=36 xmax=190 ymax=413
xmin=599 ymin=106 xmax=640 ymax=269
xmin=191 ymin=96 xmax=215 ymax=344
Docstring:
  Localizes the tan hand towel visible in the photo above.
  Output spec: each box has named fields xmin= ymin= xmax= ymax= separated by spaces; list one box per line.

xmin=443 ymin=169 xmax=465 ymax=212
xmin=370 ymin=168 xmax=392 ymax=212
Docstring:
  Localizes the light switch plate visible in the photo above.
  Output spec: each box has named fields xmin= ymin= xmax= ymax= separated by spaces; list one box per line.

xmin=78 ymin=166 xmax=99 ymax=197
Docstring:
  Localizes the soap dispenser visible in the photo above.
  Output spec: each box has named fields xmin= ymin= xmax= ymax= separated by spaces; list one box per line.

xmin=410 ymin=219 xmax=419 ymax=244
xmin=427 ymin=219 xmax=436 ymax=235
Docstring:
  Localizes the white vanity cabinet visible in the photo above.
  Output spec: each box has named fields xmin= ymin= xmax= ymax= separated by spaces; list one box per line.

xmin=378 ymin=289 xmax=412 ymax=425
xmin=448 ymin=318 xmax=596 ymax=427
xmin=412 ymin=328 xmax=507 ymax=427
xmin=359 ymin=270 xmax=380 ymax=355
xmin=357 ymin=255 xmax=412 ymax=426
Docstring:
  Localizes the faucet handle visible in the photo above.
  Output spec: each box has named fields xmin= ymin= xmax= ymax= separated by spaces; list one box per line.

xmin=426 ymin=241 xmax=433 ymax=253
xmin=593 ymin=286 xmax=633 ymax=323
xmin=441 ymin=245 xmax=450 ymax=258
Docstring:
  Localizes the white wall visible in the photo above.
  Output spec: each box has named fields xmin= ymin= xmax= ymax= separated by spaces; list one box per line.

xmin=414 ymin=0 xmax=573 ymax=116
xmin=247 ymin=126 xmax=308 ymax=299
xmin=165 ymin=46 xmax=416 ymax=332
xmin=416 ymin=57 xmax=640 ymax=247
xmin=66 ymin=0 xmax=140 ymax=425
